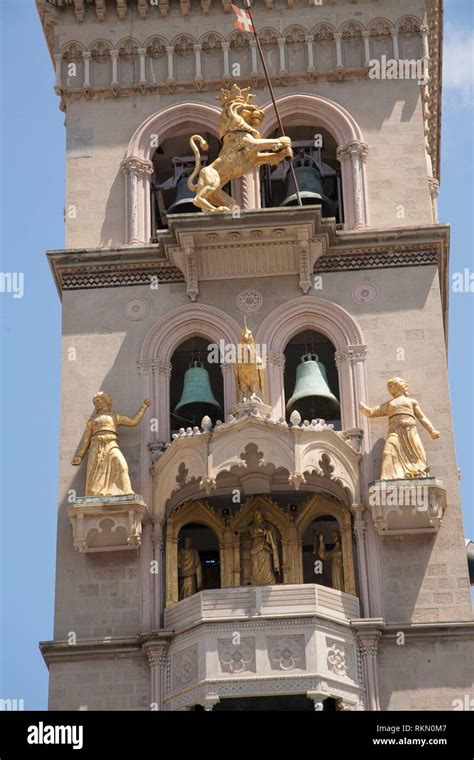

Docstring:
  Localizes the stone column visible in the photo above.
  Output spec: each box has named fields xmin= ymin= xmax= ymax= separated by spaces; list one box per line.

xmin=250 ymin=39 xmax=259 ymax=76
xmin=166 ymin=45 xmax=175 ymax=83
xmin=54 ymin=52 xmax=62 ymax=94
xmin=428 ymin=177 xmax=439 ymax=224
xmin=334 ymin=33 xmax=344 ymax=70
xmin=110 ymin=49 xmax=119 ymax=87
xmin=194 ymin=44 xmax=203 ymax=89
xmin=138 ymin=47 xmax=147 ymax=84
xmin=334 ymin=346 xmax=367 ymax=432
xmin=351 ymin=504 xmax=370 ymax=617
xmin=420 ymin=25 xmax=430 ymax=60
xmin=82 ymin=51 xmax=91 ymax=87
xmin=266 ymin=351 xmax=286 ymax=420
xmin=337 ymin=141 xmax=369 ymax=229
xmin=420 ymin=25 xmax=430 ymax=85
xmin=222 ymin=41 xmax=230 ymax=77
xmin=121 ymin=157 xmax=154 ymax=245
xmin=356 ymin=625 xmax=383 ymax=711
xmin=143 ymin=640 xmax=169 ymax=711
xmin=277 ymin=37 xmax=286 ymax=75
xmin=362 ymin=31 xmax=371 ymax=65
xmin=390 ymin=29 xmax=400 ymax=60
xmin=152 ymin=517 xmax=165 ymax=628
xmin=305 ymin=34 xmax=315 ymax=73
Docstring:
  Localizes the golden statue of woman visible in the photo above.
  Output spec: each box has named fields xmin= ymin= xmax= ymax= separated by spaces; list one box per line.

xmin=72 ymin=392 xmax=150 ymax=497
xmin=359 ymin=377 xmax=439 ymax=480
xmin=249 ymin=510 xmax=280 ymax=586
xmin=315 ymin=532 xmax=344 ymax=592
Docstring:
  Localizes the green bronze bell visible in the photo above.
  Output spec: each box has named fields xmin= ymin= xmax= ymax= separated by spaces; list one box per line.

xmin=286 ymin=353 xmax=340 ymax=420
xmin=174 ymin=360 xmax=221 ymax=424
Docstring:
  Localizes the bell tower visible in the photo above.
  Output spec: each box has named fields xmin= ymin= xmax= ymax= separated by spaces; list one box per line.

xmin=37 ymin=0 xmax=473 ymax=712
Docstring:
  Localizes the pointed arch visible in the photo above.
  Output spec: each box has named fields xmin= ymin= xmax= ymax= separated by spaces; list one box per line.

xmin=255 ymin=296 xmax=367 ymax=428
xmin=260 ymin=93 xmax=369 ymax=229
xmin=139 ymin=303 xmax=242 ymax=442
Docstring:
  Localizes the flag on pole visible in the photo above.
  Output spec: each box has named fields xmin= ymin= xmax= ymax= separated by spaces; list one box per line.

xmin=232 ymin=4 xmax=253 ymax=33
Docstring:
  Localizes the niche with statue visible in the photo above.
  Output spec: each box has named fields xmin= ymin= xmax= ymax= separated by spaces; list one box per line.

xmin=165 ymin=494 xmax=357 ymax=606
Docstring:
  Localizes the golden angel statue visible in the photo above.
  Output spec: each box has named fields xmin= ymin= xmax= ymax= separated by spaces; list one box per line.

xmin=249 ymin=510 xmax=280 ymax=586
xmin=178 ymin=537 xmax=203 ymax=600
xmin=314 ymin=532 xmax=344 ymax=592
xmin=71 ymin=392 xmax=150 ymax=497
xmin=188 ymin=84 xmax=293 ymax=213
xmin=359 ymin=377 xmax=440 ymax=480
xmin=234 ymin=318 xmax=265 ymax=402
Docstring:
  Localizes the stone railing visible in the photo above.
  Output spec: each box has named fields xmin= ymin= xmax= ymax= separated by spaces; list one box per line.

xmin=165 ymin=583 xmax=360 ymax=631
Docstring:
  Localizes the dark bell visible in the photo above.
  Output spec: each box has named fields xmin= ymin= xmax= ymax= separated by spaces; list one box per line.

xmin=286 ymin=353 xmax=340 ymax=420
xmin=281 ymin=158 xmax=335 ymax=217
xmin=167 ymin=169 xmax=200 ymax=214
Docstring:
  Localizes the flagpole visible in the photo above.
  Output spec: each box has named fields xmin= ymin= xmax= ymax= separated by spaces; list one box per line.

xmin=242 ymin=0 xmax=302 ymax=207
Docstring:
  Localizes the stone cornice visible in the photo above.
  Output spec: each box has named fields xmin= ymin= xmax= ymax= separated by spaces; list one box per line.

xmin=40 ymin=631 xmax=174 ymax=666
xmin=351 ymin=618 xmax=474 ymax=642
xmin=46 ymin=213 xmax=450 ymax=341
xmin=39 ymin=636 xmax=145 ymax=665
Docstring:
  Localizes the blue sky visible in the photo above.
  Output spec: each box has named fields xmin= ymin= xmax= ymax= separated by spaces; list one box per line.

xmin=0 ymin=0 xmax=473 ymax=709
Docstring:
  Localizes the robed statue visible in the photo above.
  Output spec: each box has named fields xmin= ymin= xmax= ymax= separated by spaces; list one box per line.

xmin=315 ymin=532 xmax=344 ymax=592
xmin=248 ymin=510 xmax=280 ymax=586
xmin=178 ymin=537 xmax=203 ymax=600
xmin=359 ymin=377 xmax=440 ymax=480
xmin=72 ymin=392 xmax=150 ymax=497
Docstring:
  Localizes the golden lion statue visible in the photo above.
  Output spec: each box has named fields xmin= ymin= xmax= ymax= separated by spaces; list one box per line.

xmin=187 ymin=84 xmax=293 ymax=213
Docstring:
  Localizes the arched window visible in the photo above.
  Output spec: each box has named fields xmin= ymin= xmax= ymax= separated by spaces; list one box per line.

xmin=117 ymin=38 xmax=140 ymax=86
xmin=397 ymin=16 xmax=422 ymax=60
xmin=145 ymin=36 xmax=168 ymax=85
xmin=170 ymin=337 xmax=224 ymax=434
xmin=260 ymin=94 xmax=369 ymax=229
xmin=89 ymin=40 xmax=112 ymax=88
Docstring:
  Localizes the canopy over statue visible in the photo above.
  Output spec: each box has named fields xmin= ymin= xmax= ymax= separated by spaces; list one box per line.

xmin=187 ymin=84 xmax=293 ymax=213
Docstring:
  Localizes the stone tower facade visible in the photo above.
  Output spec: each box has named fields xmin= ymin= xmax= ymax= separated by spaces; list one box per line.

xmin=38 ymin=0 xmax=473 ymax=711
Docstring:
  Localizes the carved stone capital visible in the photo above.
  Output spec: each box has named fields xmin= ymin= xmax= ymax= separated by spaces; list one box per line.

xmin=267 ymin=351 xmax=286 ymax=368
xmin=121 ymin=156 xmax=154 ymax=177
xmin=143 ymin=640 xmax=169 ymax=669
xmin=337 ymin=140 xmax=369 ymax=163
xmin=335 ymin=346 xmax=367 ymax=367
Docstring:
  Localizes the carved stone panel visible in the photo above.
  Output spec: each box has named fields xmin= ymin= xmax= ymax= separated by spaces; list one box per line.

xmin=267 ymin=635 xmax=306 ymax=671
xmin=218 ymin=637 xmax=256 ymax=674
xmin=325 ymin=636 xmax=355 ymax=679
xmin=173 ymin=645 xmax=199 ymax=689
